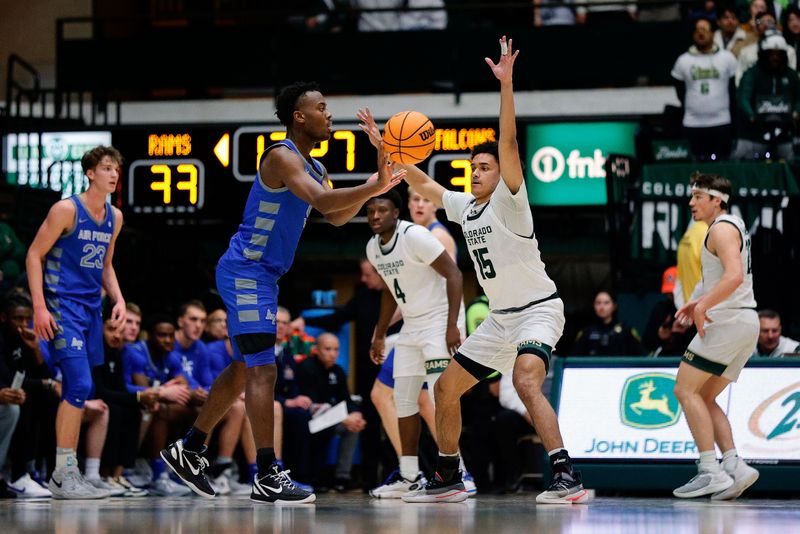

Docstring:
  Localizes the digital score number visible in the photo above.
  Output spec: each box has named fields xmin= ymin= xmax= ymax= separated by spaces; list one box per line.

xmin=127 ymin=158 xmax=205 ymax=214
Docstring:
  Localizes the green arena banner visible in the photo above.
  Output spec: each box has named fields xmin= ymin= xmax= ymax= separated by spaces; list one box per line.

xmin=525 ymin=122 xmax=638 ymax=206
xmin=630 ymin=161 xmax=800 ymax=263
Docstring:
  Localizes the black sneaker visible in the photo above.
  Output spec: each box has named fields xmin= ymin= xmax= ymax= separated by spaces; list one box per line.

xmin=251 ymin=463 xmax=316 ymax=504
xmin=536 ymin=471 xmax=590 ymax=504
xmin=160 ymin=440 xmax=215 ymax=498
xmin=401 ymin=472 xmax=468 ymax=503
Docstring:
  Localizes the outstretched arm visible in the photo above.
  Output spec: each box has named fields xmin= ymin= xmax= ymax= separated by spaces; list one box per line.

xmin=357 ymin=107 xmax=447 ymax=207
xmin=485 ymin=36 xmax=525 ymax=195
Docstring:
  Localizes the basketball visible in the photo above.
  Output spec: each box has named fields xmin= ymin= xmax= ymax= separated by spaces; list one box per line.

xmin=382 ymin=111 xmax=436 ymax=164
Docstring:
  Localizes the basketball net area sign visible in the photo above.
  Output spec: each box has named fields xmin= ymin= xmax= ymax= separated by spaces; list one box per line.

xmin=525 ymin=122 xmax=638 ymax=206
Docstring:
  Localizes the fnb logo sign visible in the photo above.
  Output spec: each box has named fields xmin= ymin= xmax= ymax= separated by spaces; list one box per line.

xmin=530 ymin=147 xmax=606 ymax=183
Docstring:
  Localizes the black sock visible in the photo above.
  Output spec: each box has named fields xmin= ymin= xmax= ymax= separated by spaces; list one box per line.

xmin=436 ymin=455 xmax=460 ymax=483
xmin=257 ymin=448 xmax=276 ymax=475
xmin=550 ymin=449 xmax=573 ymax=476
xmin=183 ymin=427 xmax=208 ymax=453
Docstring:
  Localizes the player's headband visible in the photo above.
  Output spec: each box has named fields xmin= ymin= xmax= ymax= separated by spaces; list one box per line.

xmin=691 ymin=184 xmax=730 ymax=203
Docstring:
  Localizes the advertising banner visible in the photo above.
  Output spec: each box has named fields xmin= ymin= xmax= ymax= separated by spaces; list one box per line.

xmin=525 ymin=122 xmax=638 ymax=206
xmin=557 ymin=366 xmax=800 ymax=462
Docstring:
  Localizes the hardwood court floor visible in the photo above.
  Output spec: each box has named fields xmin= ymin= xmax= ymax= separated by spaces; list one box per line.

xmin=2 ymin=493 xmax=799 ymax=533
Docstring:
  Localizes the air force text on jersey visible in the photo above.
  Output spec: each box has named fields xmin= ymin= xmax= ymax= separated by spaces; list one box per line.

xmin=77 ymin=229 xmax=112 ymax=244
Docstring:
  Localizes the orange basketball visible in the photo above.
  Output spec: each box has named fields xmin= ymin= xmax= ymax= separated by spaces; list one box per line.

xmin=382 ymin=111 xmax=435 ymax=164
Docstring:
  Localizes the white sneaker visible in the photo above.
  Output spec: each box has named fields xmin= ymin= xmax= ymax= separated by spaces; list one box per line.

xmin=369 ymin=469 xmax=426 ymax=499
xmin=220 ymin=468 xmax=252 ymax=496
xmin=87 ymin=477 xmax=126 ymax=497
xmin=211 ymin=472 xmax=232 ymax=496
xmin=673 ymin=463 xmax=733 ymax=499
xmin=111 ymin=476 xmax=149 ymax=497
xmin=49 ymin=466 xmax=109 ymax=500
xmin=149 ymin=472 xmax=192 ymax=497
xmin=461 ymin=470 xmax=477 ymax=497
xmin=711 ymin=460 xmax=759 ymax=501
xmin=124 ymin=458 xmax=153 ymax=488
xmin=9 ymin=473 xmax=52 ymax=499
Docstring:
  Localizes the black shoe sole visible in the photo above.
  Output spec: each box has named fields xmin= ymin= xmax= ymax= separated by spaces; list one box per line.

xmin=159 ymin=448 xmax=216 ymax=499
xmin=250 ymin=493 xmax=316 ymax=504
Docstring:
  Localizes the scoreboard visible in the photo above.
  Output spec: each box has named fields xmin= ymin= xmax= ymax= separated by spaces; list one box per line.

xmin=111 ymin=120 xmax=498 ymax=221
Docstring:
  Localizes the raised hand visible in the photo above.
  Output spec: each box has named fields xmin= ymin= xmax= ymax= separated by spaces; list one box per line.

xmin=357 ymin=107 xmax=383 ymax=150
xmin=484 ymin=35 xmax=519 ymax=83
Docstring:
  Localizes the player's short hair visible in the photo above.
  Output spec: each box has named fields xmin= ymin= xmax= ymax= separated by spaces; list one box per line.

xmin=275 ymin=81 xmax=321 ymax=127
xmin=277 ymin=306 xmax=291 ymax=320
xmin=690 ymin=172 xmax=732 ymax=209
xmin=758 ymin=309 xmax=781 ymax=322
xmin=472 ymin=142 xmax=499 ymax=163
xmin=126 ymin=302 xmax=142 ymax=317
xmin=178 ymin=299 xmax=206 ymax=318
xmin=81 ymin=146 xmax=123 ymax=174
xmin=147 ymin=313 xmax=176 ymax=332
xmin=1 ymin=291 xmax=32 ymax=315
xmin=366 ymin=189 xmax=403 ymax=210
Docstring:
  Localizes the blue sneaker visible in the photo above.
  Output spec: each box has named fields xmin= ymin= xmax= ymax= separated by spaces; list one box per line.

xmin=462 ymin=470 xmax=477 ymax=497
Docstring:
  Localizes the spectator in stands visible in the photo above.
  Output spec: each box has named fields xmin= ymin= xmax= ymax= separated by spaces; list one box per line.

xmin=571 ymin=291 xmax=645 ymax=356
xmin=122 ymin=315 xmax=192 ymax=496
xmin=736 ymin=11 xmax=797 ymax=84
xmin=715 ymin=5 xmax=749 ymax=54
xmin=354 ymin=0 xmax=447 ymax=31
xmin=672 ymin=16 xmax=738 ymax=160
xmin=732 ymin=30 xmax=800 ymax=159
xmin=533 ymin=0 xmax=576 ymax=26
xmin=122 ymin=303 xmax=142 ymax=344
xmin=1 ymin=292 xmax=57 ymax=498
xmin=783 ymin=6 xmax=800 ymax=60
xmin=574 ymin=0 xmax=637 ymax=24
xmin=296 ymin=332 xmax=366 ymax=491
xmin=753 ymin=309 xmax=800 ymax=356
xmin=91 ymin=311 xmax=157 ymax=496
xmin=644 ymin=267 xmax=696 ymax=356
xmin=291 ymin=257 xmax=396 ymax=490
xmin=740 ymin=0 xmax=772 ymax=46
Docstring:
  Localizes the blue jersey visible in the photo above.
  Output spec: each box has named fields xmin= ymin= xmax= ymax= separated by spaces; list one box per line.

xmin=44 ymin=196 xmax=115 ymax=309
xmin=170 ymin=339 xmax=209 ymax=389
xmin=219 ymin=139 xmax=325 ymax=279
xmin=206 ymin=339 xmax=232 ymax=380
xmin=427 ymin=221 xmax=448 ymax=233
xmin=121 ymin=341 xmax=187 ymax=392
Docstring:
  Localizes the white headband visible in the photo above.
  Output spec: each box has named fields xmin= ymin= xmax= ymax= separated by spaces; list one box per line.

xmin=691 ymin=184 xmax=730 ymax=203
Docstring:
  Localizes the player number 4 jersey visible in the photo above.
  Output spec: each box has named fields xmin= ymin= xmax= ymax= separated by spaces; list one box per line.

xmin=700 ymin=214 xmax=757 ymax=311
xmin=367 ymin=220 xmax=452 ymax=331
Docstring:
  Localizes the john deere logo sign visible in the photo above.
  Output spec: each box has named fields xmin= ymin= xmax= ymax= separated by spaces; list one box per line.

xmin=620 ymin=373 xmax=681 ymax=429
xmin=526 ymin=122 xmax=637 ymax=206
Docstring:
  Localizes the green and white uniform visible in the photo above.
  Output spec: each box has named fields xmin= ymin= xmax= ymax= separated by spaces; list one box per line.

xmin=685 ymin=214 xmax=758 ymax=381
xmin=443 ymin=178 xmax=564 ymax=375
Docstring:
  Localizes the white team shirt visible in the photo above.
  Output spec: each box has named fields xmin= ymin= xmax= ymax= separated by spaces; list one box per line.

xmin=671 ymin=47 xmax=737 ymax=127
xmin=366 ymin=220 xmax=450 ymax=331
xmin=443 ymin=179 xmax=557 ymax=312
xmin=700 ymin=214 xmax=757 ymax=311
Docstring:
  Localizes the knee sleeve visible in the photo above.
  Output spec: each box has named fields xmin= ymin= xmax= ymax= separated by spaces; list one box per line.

xmin=424 ymin=372 xmax=443 ymax=405
xmin=60 ymin=358 xmax=93 ymax=408
xmin=234 ymin=332 xmax=276 ymax=355
xmin=394 ymin=375 xmax=426 ymax=418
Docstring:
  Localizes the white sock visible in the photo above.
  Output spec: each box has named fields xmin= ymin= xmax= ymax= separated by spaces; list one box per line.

xmin=721 ymin=449 xmax=738 ymax=472
xmin=699 ymin=450 xmax=720 ymax=472
xmin=400 ymin=456 xmax=419 ymax=481
xmin=56 ymin=448 xmax=75 ymax=470
xmin=548 ymin=447 xmax=566 ymax=457
xmin=85 ymin=458 xmax=101 ymax=480
xmin=216 ymin=456 xmax=233 ymax=466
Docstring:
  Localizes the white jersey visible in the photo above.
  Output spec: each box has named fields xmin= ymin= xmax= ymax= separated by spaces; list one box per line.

xmin=700 ymin=214 xmax=757 ymax=311
xmin=671 ymin=46 xmax=737 ymax=127
xmin=367 ymin=220 xmax=452 ymax=331
xmin=443 ymin=179 xmax=558 ymax=312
